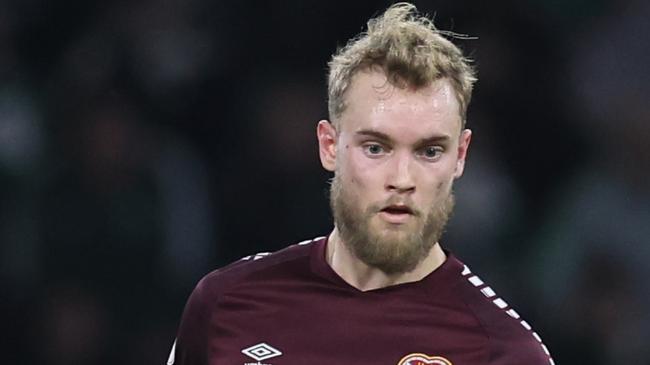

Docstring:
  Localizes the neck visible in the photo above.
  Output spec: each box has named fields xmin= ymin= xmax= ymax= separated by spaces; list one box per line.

xmin=325 ymin=228 xmax=447 ymax=292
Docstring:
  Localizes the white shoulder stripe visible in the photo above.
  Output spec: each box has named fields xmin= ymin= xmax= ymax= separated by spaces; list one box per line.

xmin=492 ymin=298 xmax=508 ymax=309
xmin=297 ymin=236 xmax=325 ymax=245
xmin=541 ymin=344 xmax=550 ymax=356
xmin=240 ymin=236 xmax=325 ymax=262
xmin=166 ymin=340 xmax=176 ymax=365
xmin=468 ymin=275 xmax=484 ymax=287
xmin=241 ymin=252 xmax=271 ymax=261
xmin=461 ymin=264 xmax=554 ymax=364
xmin=506 ymin=309 xmax=520 ymax=319
xmin=480 ymin=286 xmax=496 ymax=298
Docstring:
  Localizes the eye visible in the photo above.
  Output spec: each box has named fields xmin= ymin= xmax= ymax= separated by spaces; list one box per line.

xmin=362 ymin=143 xmax=386 ymax=156
xmin=419 ymin=146 xmax=443 ymax=160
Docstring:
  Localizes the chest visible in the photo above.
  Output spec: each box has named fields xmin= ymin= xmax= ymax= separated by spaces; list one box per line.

xmin=207 ymin=287 xmax=489 ymax=365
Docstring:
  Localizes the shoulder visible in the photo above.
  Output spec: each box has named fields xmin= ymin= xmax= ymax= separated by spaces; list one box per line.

xmin=450 ymin=259 xmax=554 ymax=365
xmin=172 ymin=236 xmax=324 ymax=365
xmin=194 ymin=236 xmax=324 ymax=300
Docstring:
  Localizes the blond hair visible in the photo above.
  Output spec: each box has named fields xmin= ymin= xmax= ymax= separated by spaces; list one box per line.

xmin=327 ymin=2 xmax=476 ymax=126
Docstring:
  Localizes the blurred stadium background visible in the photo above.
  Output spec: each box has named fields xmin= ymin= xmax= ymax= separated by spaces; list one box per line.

xmin=1 ymin=0 xmax=648 ymax=363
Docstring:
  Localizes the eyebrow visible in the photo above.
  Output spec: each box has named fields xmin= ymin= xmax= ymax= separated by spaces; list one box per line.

xmin=355 ymin=129 xmax=451 ymax=146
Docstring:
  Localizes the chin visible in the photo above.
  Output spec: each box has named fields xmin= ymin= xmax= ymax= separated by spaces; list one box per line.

xmin=373 ymin=224 xmax=419 ymax=243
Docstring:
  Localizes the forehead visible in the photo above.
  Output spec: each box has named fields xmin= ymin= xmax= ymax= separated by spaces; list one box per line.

xmin=339 ymin=70 xmax=462 ymax=137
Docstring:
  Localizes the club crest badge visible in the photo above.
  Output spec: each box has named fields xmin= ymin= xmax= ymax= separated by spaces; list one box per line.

xmin=397 ymin=353 xmax=453 ymax=365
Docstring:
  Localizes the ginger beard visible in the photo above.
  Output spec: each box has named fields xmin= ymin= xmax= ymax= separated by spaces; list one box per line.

xmin=330 ymin=173 xmax=455 ymax=275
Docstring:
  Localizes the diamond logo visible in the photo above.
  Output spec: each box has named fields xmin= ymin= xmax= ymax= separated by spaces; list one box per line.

xmin=241 ymin=343 xmax=282 ymax=361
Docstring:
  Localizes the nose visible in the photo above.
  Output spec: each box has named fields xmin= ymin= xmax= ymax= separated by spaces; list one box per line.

xmin=386 ymin=152 xmax=416 ymax=194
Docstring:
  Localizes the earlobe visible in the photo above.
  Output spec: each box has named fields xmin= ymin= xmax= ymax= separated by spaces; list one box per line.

xmin=317 ymin=120 xmax=337 ymax=172
xmin=454 ymin=129 xmax=472 ymax=178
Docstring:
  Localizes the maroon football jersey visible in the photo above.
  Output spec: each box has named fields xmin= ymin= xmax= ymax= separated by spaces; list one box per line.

xmin=168 ymin=236 xmax=554 ymax=365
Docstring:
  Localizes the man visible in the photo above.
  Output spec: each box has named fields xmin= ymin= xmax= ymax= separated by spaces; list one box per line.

xmin=168 ymin=3 xmax=554 ymax=365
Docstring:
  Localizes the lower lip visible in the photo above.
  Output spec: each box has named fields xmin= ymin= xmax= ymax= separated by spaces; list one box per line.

xmin=379 ymin=211 xmax=413 ymax=224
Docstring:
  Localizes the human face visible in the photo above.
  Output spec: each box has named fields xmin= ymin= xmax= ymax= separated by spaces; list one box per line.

xmin=318 ymin=69 xmax=472 ymax=274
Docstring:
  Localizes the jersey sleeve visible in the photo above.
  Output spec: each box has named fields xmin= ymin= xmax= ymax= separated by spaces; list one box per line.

xmin=170 ymin=277 xmax=213 ymax=365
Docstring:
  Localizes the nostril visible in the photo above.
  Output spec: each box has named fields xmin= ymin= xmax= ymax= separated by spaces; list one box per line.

xmin=387 ymin=183 xmax=415 ymax=193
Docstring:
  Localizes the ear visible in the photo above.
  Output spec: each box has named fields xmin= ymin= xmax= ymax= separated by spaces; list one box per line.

xmin=317 ymin=120 xmax=338 ymax=172
xmin=453 ymin=129 xmax=472 ymax=178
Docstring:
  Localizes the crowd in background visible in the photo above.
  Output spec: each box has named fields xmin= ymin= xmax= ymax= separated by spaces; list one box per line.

xmin=1 ymin=0 xmax=648 ymax=364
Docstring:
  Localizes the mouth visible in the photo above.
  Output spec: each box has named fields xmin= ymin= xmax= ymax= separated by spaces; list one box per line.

xmin=378 ymin=205 xmax=415 ymax=224
xmin=380 ymin=205 xmax=414 ymax=215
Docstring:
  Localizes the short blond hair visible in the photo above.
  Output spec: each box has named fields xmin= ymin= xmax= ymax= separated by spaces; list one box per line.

xmin=327 ymin=2 xmax=476 ymax=126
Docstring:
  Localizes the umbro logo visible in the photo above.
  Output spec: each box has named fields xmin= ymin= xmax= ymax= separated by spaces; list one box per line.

xmin=242 ymin=342 xmax=282 ymax=364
